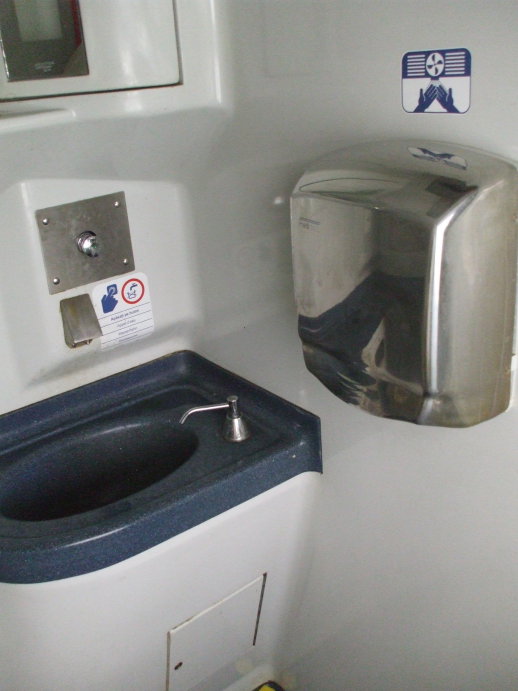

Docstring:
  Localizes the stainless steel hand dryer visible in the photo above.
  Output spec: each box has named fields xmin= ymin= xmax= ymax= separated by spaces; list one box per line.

xmin=290 ymin=140 xmax=518 ymax=426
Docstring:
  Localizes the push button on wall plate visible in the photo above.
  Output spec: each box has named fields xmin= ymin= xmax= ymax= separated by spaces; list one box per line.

xmin=36 ymin=191 xmax=135 ymax=294
xmin=76 ymin=231 xmax=100 ymax=258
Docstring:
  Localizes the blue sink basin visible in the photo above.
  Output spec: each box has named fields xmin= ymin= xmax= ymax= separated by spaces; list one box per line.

xmin=0 ymin=351 xmax=321 ymax=583
xmin=0 ymin=420 xmax=198 ymax=522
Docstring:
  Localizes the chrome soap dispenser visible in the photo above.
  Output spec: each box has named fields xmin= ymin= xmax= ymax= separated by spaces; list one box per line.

xmin=290 ymin=140 xmax=518 ymax=427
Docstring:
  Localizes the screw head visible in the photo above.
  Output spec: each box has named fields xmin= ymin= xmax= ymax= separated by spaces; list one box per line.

xmin=114 ymin=201 xmax=120 ymax=208
xmin=42 ymin=217 xmax=49 ymax=225
xmin=52 ymin=277 xmax=60 ymax=285
xmin=122 ymin=258 xmax=129 ymax=265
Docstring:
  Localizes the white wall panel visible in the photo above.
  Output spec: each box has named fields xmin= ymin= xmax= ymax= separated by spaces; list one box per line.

xmin=1 ymin=1 xmax=518 ymax=690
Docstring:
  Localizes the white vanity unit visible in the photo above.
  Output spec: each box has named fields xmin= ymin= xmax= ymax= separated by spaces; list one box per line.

xmin=0 ymin=474 xmax=318 ymax=691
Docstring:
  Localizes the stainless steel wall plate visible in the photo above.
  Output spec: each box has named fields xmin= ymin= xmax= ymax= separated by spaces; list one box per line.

xmin=36 ymin=192 xmax=135 ymax=294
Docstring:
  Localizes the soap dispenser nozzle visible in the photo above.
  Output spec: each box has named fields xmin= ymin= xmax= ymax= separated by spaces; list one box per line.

xmin=179 ymin=395 xmax=250 ymax=442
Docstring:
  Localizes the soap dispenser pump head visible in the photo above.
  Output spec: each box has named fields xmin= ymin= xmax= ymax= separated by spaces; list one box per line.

xmin=223 ymin=395 xmax=250 ymax=442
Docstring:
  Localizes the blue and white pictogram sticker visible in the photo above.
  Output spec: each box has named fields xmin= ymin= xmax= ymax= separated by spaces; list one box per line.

xmin=402 ymin=48 xmax=471 ymax=113
xmin=91 ymin=272 xmax=154 ymax=350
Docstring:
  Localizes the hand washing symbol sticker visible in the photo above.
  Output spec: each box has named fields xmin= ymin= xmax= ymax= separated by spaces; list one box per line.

xmin=122 ymin=277 xmax=145 ymax=305
xmin=402 ymin=48 xmax=471 ymax=113
xmin=101 ymin=284 xmax=118 ymax=313
xmin=91 ymin=273 xmax=154 ymax=351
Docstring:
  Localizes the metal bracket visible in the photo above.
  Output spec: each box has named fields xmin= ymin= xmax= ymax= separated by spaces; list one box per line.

xmin=60 ymin=294 xmax=102 ymax=348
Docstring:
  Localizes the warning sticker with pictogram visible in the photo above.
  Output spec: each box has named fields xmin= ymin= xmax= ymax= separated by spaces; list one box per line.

xmin=402 ymin=48 xmax=471 ymax=113
xmin=91 ymin=272 xmax=154 ymax=350
xmin=121 ymin=277 xmax=145 ymax=305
